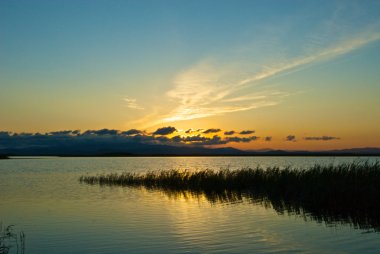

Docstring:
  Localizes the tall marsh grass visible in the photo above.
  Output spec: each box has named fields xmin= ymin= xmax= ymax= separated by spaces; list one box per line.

xmin=0 ymin=224 xmax=25 ymax=254
xmin=80 ymin=162 xmax=380 ymax=231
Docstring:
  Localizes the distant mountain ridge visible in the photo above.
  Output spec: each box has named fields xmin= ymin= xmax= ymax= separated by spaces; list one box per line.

xmin=1 ymin=141 xmax=380 ymax=156
xmin=246 ymin=147 xmax=380 ymax=156
xmin=0 ymin=142 xmax=244 ymax=156
xmin=329 ymin=147 xmax=380 ymax=154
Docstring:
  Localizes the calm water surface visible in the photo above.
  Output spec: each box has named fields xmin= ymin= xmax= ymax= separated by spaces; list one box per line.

xmin=1 ymin=157 xmax=379 ymax=253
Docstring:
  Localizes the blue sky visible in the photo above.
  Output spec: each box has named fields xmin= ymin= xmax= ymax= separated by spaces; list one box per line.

xmin=1 ymin=0 xmax=380 ymax=149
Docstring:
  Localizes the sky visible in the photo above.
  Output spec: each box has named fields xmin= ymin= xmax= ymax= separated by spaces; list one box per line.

xmin=1 ymin=0 xmax=380 ymax=150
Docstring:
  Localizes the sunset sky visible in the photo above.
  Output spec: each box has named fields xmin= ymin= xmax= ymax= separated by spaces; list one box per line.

xmin=1 ymin=0 xmax=380 ymax=150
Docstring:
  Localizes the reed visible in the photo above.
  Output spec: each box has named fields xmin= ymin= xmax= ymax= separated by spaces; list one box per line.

xmin=0 ymin=224 xmax=25 ymax=254
xmin=80 ymin=162 xmax=380 ymax=205
xmin=80 ymin=162 xmax=380 ymax=231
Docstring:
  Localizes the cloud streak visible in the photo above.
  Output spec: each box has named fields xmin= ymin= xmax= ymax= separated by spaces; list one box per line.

xmin=154 ymin=30 xmax=380 ymax=125
xmin=124 ymin=97 xmax=144 ymax=110
xmin=304 ymin=136 xmax=340 ymax=141
xmin=239 ymin=130 xmax=255 ymax=135
xmin=203 ymin=128 xmax=221 ymax=134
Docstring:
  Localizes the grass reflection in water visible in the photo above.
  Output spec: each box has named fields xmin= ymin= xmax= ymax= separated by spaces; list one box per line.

xmin=80 ymin=162 xmax=380 ymax=232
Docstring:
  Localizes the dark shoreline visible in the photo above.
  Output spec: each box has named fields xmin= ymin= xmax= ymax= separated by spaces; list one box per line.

xmin=59 ymin=153 xmax=380 ymax=157
xmin=1 ymin=153 xmax=380 ymax=158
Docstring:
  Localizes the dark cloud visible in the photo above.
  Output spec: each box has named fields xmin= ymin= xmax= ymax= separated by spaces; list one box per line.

xmin=48 ymin=130 xmax=80 ymax=136
xmin=224 ymin=131 xmax=235 ymax=135
xmin=153 ymin=126 xmax=177 ymax=135
xmin=285 ymin=135 xmax=296 ymax=142
xmin=184 ymin=135 xmax=208 ymax=142
xmin=127 ymin=134 xmax=152 ymax=143
xmin=203 ymin=128 xmax=221 ymax=134
xmin=264 ymin=136 xmax=272 ymax=142
xmin=171 ymin=135 xmax=183 ymax=143
xmin=155 ymin=136 xmax=171 ymax=143
xmin=82 ymin=129 xmax=119 ymax=136
xmin=200 ymin=135 xmax=227 ymax=145
xmin=169 ymin=134 xmax=219 ymax=145
xmin=169 ymin=134 xmax=259 ymax=145
xmin=304 ymin=136 xmax=340 ymax=141
xmin=0 ymin=127 xmax=267 ymax=155
xmin=239 ymin=130 xmax=255 ymax=135
xmin=0 ymin=131 xmax=11 ymax=137
xmin=122 ymin=129 xmax=143 ymax=135
xmin=225 ymin=136 xmax=259 ymax=143
xmin=185 ymin=129 xmax=195 ymax=134
xmin=12 ymin=132 xmax=34 ymax=136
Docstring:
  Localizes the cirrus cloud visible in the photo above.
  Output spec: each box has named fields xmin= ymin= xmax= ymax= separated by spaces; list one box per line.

xmin=135 ymin=10 xmax=380 ymax=128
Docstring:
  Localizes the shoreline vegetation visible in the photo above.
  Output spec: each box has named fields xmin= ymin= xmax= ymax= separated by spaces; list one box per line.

xmin=80 ymin=162 xmax=380 ymax=231
xmin=0 ymin=224 xmax=25 ymax=254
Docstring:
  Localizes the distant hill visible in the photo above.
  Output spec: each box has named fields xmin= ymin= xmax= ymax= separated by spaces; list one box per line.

xmin=245 ymin=147 xmax=380 ymax=156
xmin=329 ymin=147 xmax=380 ymax=155
xmin=0 ymin=141 xmax=245 ymax=156
xmin=1 ymin=143 xmax=380 ymax=157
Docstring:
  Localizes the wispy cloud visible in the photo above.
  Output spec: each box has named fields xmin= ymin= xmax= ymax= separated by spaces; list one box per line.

xmin=124 ymin=97 xmax=144 ymax=110
xmin=129 ymin=3 xmax=380 ymax=128
xmin=158 ymin=32 xmax=380 ymax=124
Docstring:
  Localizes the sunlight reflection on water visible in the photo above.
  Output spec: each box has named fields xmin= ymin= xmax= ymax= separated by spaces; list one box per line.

xmin=1 ymin=157 xmax=379 ymax=253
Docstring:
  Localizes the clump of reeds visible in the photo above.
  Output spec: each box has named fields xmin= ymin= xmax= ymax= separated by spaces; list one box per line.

xmin=80 ymin=162 xmax=380 ymax=230
xmin=0 ymin=224 xmax=25 ymax=254
xmin=80 ymin=162 xmax=380 ymax=202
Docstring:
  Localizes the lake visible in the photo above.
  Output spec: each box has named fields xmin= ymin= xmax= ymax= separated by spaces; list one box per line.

xmin=1 ymin=156 xmax=379 ymax=253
